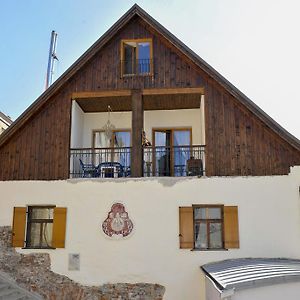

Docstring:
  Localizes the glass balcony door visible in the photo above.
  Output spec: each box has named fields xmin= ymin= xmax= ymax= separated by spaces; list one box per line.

xmin=153 ymin=129 xmax=191 ymax=176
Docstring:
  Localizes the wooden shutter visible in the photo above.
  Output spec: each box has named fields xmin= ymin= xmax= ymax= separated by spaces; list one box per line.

xmin=52 ymin=207 xmax=67 ymax=248
xmin=12 ymin=207 xmax=26 ymax=247
xmin=224 ymin=206 xmax=239 ymax=249
xmin=179 ymin=207 xmax=194 ymax=249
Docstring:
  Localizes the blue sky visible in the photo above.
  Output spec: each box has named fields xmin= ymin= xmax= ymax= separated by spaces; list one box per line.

xmin=1 ymin=0 xmax=299 ymax=138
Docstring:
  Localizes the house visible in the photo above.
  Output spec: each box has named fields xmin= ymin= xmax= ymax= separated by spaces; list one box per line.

xmin=0 ymin=4 xmax=300 ymax=300
xmin=0 ymin=112 xmax=12 ymax=135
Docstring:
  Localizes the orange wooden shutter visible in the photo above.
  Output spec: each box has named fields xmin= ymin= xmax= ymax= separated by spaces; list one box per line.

xmin=179 ymin=207 xmax=194 ymax=249
xmin=52 ymin=207 xmax=67 ymax=248
xmin=224 ymin=206 xmax=239 ymax=249
xmin=12 ymin=207 xmax=26 ymax=247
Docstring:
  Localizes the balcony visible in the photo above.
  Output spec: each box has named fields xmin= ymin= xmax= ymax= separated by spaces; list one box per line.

xmin=70 ymin=87 xmax=206 ymax=178
xmin=121 ymin=59 xmax=153 ymax=76
xmin=70 ymin=145 xmax=205 ymax=178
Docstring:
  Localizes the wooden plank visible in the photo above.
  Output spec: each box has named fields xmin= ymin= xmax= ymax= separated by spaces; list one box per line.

xmin=224 ymin=206 xmax=239 ymax=249
xmin=72 ymin=90 xmax=132 ymax=99
xmin=131 ymin=89 xmax=143 ymax=177
xmin=179 ymin=207 xmax=194 ymax=249
xmin=73 ymin=87 xmax=204 ymax=101
xmin=52 ymin=207 xmax=67 ymax=248
xmin=12 ymin=207 xmax=26 ymax=247
xmin=143 ymin=87 xmax=204 ymax=95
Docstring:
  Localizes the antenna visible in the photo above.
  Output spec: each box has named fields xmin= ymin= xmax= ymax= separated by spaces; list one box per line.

xmin=45 ymin=30 xmax=58 ymax=89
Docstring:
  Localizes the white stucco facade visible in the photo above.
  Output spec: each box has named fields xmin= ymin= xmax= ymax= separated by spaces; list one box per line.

xmin=1 ymin=167 xmax=300 ymax=300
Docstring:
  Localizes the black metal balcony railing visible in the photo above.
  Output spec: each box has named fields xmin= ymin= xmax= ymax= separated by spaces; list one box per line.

xmin=143 ymin=145 xmax=205 ymax=177
xmin=70 ymin=145 xmax=205 ymax=178
xmin=70 ymin=147 xmax=131 ymax=178
xmin=121 ymin=59 xmax=152 ymax=75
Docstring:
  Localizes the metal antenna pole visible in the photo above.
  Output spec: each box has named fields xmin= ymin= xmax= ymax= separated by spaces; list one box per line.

xmin=45 ymin=30 xmax=58 ymax=89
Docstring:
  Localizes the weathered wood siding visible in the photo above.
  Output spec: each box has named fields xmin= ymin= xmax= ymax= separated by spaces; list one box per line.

xmin=0 ymin=16 xmax=299 ymax=180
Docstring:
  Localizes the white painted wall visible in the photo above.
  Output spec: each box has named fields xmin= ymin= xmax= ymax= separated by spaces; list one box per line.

xmin=70 ymin=102 xmax=84 ymax=148
xmin=82 ymin=111 xmax=132 ymax=147
xmin=1 ymin=166 xmax=300 ymax=300
xmin=70 ymin=104 xmax=203 ymax=148
xmin=144 ymin=109 xmax=202 ymax=144
xmin=231 ymin=281 xmax=300 ymax=300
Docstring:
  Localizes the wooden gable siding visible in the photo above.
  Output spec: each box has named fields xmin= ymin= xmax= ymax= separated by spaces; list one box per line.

xmin=205 ymin=79 xmax=300 ymax=176
xmin=0 ymin=16 xmax=299 ymax=180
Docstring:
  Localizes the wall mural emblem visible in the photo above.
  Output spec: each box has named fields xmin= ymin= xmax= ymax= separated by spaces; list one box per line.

xmin=102 ymin=203 xmax=133 ymax=237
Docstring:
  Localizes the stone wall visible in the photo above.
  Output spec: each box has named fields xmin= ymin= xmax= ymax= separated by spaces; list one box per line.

xmin=0 ymin=227 xmax=165 ymax=299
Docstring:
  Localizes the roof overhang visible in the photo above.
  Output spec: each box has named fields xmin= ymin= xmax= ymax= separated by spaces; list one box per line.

xmin=72 ymin=87 xmax=204 ymax=112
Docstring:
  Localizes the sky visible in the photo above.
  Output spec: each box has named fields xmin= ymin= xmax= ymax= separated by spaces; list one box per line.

xmin=0 ymin=0 xmax=299 ymax=139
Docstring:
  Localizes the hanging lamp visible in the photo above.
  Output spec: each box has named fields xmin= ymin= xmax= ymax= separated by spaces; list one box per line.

xmin=102 ymin=105 xmax=116 ymax=140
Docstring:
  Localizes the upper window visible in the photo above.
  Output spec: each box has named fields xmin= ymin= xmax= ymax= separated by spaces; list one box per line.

xmin=12 ymin=206 xmax=67 ymax=249
xmin=179 ymin=205 xmax=239 ymax=250
xmin=121 ymin=39 xmax=153 ymax=76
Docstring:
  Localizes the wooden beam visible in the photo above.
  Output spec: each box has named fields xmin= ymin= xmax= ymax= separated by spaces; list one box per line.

xmin=131 ymin=89 xmax=143 ymax=177
xmin=72 ymin=90 xmax=131 ymax=100
xmin=72 ymin=87 xmax=204 ymax=101
xmin=142 ymin=87 xmax=205 ymax=96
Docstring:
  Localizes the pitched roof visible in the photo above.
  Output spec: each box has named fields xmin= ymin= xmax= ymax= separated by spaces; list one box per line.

xmin=0 ymin=4 xmax=299 ymax=151
xmin=202 ymin=258 xmax=300 ymax=292
xmin=0 ymin=112 xmax=12 ymax=126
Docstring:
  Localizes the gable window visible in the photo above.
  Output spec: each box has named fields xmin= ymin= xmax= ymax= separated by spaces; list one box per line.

xmin=121 ymin=39 xmax=153 ymax=76
xmin=179 ymin=205 xmax=239 ymax=250
xmin=12 ymin=206 xmax=67 ymax=249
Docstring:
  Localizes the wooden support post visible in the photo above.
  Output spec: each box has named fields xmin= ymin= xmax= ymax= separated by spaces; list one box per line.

xmin=131 ymin=89 xmax=143 ymax=177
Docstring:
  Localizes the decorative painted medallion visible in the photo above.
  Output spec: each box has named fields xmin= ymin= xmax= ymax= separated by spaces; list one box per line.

xmin=102 ymin=203 xmax=133 ymax=237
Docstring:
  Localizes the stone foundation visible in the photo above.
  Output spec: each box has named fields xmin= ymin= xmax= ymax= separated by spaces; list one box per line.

xmin=0 ymin=226 xmax=165 ymax=299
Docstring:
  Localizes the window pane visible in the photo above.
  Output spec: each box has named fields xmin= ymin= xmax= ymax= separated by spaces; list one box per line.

xmin=208 ymin=208 xmax=221 ymax=219
xmin=114 ymin=131 xmax=131 ymax=147
xmin=195 ymin=223 xmax=207 ymax=249
xmin=124 ymin=44 xmax=136 ymax=74
xmin=138 ymin=42 xmax=150 ymax=73
xmin=173 ymin=130 xmax=190 ymax=177
xmin=209 ymin=223 xmax=222 ymax=248
xmin=28 ymin=223 xmax=53 ymax=248
xmin=194 ymin=208 xmax=206 ymax=220
xmin=114 ymin=132 xmax=131 ymax=169
xmin=29 ymin=223 xmax=41 ymax=247
xmin=31 ymin=208 xmax=53 ymax=220
xmin=41 ymin=223 xmax=53 ymax=248
xmin=94 ymin=131 xmax=110 ymax=148
xmin=154 ymin=131 xmax=171 ymax=176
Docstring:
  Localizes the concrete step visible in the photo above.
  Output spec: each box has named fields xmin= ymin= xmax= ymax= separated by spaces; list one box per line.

xmin=0 ymin=272 xmax=42 ymax=300
xmin=0 ymin=286 xmax=17 ymax=299
xmin=0 ymin=283 xmax=8 ymax=290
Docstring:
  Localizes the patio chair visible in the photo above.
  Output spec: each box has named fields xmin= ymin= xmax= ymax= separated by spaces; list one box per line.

xmin=79 ymin=159 xmax=98 ymax=178
xmin=186 ymin=157 xmax=203 ymax=176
